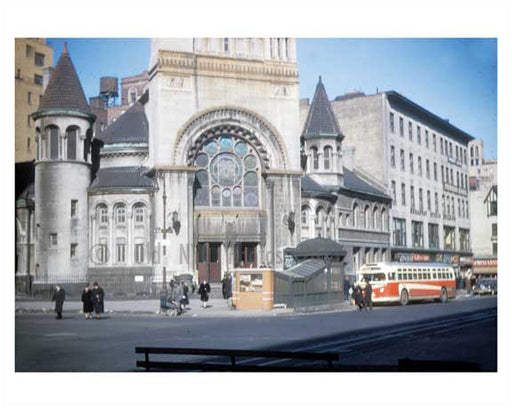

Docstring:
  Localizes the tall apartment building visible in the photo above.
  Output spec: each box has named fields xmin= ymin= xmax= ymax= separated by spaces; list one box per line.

xmin=15 ymin=38 xmax=54 ymax=163
xmin=468 ymin=138 xmax=497 ymax=278
xmin=329 ymin=91 xmax=473 ymax=274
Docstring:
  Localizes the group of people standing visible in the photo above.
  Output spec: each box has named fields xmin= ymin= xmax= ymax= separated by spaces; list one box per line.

xmin=349 ymin=279 xmax=373 ymax=312
xmin=51 ymin=282 xmax=105 ymax=320
xmin=81 ymin=282 xmax=105 ymax=319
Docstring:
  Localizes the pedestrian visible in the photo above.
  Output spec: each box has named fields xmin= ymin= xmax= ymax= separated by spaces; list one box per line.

xmin=198 ymin=279 xmax=211 ymax=308
xmin=81 ymin=283 xmax=94 ymax=319
xmin=92 ymin=281 xmax=105 ymax=320
xmin=225 ymin=274 xmax=232 ymax=300
xmin=221 ymin=274 xmax=227 ymax=299
xmin=364 ymin=278 xmax=373 ymax=311
xmin=354 ymin=284 xmax=363 ymax=311
xmin=181 ymin=281 xmax=189 ymax=306
xmin=52 ymin=285 xmax=65 ymax=319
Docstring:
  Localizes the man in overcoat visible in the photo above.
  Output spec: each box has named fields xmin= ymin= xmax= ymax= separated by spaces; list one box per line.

xmin=52 ymin=285 xmax=65 ymax=319
xmin=92 ymin=281 xmax=105 ymax=319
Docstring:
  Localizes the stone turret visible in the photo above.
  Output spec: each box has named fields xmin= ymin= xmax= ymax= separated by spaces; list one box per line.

xmin=302 ymin=76 xmax=345 ymax=187
xmin=31 ymin=43 xmax=96 ymax=293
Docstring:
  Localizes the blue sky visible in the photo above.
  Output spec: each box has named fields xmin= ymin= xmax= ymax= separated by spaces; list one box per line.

xmin=48 ymin=38 xmax=497 ymax=159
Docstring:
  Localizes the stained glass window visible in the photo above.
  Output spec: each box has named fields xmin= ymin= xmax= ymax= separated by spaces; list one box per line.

xmin=194 ymin=135 xmax=260 ymax=208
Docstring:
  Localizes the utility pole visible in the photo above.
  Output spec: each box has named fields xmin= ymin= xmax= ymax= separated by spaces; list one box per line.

xmin=161 ymin=171 xmax=167 ymax=289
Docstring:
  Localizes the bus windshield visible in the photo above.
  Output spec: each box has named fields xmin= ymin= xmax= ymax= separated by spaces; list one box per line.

xmin=360 ymin=273 xmax=386 ymax=282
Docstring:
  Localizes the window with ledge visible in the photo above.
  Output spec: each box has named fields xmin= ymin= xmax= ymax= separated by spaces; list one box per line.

xmin=426 ymin=159 xmax=430 ymax=179
xmin=224 ymin=38 xmax=230 ymax=53
xmin=425 ymin=130 xmax=429 ymax=148
xmin=433 ymin=134 xmax=436 ymax=151
xmin=389 ymin=113 xmax=395 ymax=133
xmin=400 ymin=149 xmax=405 ymax=171
xmin=70 ymin=243 xmax=78 ymax=259
xmin=434 ymin=162 xmax=437 ymax=181
xmin=134 ymin=204 xmax=145 ymax=223
xmin=34 ymin=52 xmax=45 ymax=66
xmin=399 ymin=117 xmax=404 ymax=136
xmin=427 ymin=190 xmax=431 ymax=211
xmin=493 ymin=242 xmax=498 ymax=256
xmin=49 ymin=233 xmax=58 ymax=247
xmin=492 ymin=223 xmax=497 ymax=237
xmin=419 ymin=188 xmax=423 ymax=212
xmin=408 ymin=121 xmax=412 ymax=140
xmin=409 ymin=153 xmax=414 ymax=174
xmin=116 ymin=243 xmax=126 ymax=263
xmin=410 ymin=185 xmax=415 ymax=210
xmin=66 ymin=127 xmax=78 ymax=160
xmin=390 ymin=145 xmax=395 ymax=167
xmin=28 ymin=92 xmax=32 ymax=105
xmin=97 ymin=204 xmax=108 ymax=224
xmin=391 ymin=181 xmax=396 ymax=204
xmin=401 ymin=183 xmax=406 ymax=206
xmin=26 ymin=44 xmax=33 ymax=57
xmin=34 ymin=74 xmax=43 ymax=85
xmin=71 ymin=200 xmax=78 ymax=218
xmin=418 ymin=156 xmax=422 ymax=177
xmin=115 ymin=205 xmax=126 ymax=224
xmin=46 ymin=126 xmax=59 ymax=160
xmin=417 ymin=125 xmax=421 ymax=145
xmin=135 ymin=243 xmax=145 ymax=264
xmin=324 ymin=146 xmax=332 ymax=170
xmin=393 ymin=218 xmax=406 ymax=246
xmin=412 ymin=221 xmax=424 ymax=248
xmin=312 ymin=147 xmax=319 ymax=170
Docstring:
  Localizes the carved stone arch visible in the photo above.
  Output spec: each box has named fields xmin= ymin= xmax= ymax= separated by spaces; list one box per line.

xmin=172 ymin=106 xmax=289 ymax=169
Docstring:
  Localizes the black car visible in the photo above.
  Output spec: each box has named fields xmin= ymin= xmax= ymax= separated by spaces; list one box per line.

xmin=472 ymin=278 xmax=498 ymax=295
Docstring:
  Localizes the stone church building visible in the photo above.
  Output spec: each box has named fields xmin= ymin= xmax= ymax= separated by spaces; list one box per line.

xmin=15 ymin=38 xmax=391 ymax=295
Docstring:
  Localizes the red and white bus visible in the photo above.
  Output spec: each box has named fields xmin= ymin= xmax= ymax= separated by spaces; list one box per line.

xmin=357 ymin=262 xmax=457 ymax=306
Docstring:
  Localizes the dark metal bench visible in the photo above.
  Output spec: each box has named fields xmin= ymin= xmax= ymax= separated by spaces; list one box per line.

xmin=135 ymin=347 xmax=339 ymax=372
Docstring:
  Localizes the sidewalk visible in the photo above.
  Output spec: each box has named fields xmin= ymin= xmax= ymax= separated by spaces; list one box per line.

xmin=15 ymin=296 xmax=353 ymax=318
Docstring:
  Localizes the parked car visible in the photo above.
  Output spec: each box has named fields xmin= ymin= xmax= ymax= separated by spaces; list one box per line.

xmin=472 ymin=278 xmax=498 ymax=295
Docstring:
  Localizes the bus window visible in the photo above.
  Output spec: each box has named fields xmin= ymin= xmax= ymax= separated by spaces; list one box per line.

xmin=433 ymin=273 xmax=437 ymax=279
xmin=427 ymin=273 xmax=431 ymax=280
xmin=388 ymin=272 xmax=396 ymax=280
xmin=423 ymin=273 xmax=427 ymax=280
xmin=407 ymin=273 xmax=411 ymax=280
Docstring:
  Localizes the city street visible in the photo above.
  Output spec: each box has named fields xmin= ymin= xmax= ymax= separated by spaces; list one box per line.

xmin=15 ymin=295 xmax=497 ymax=372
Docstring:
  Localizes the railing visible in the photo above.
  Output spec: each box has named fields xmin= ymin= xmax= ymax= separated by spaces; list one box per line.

xmin=135 ymin=347 xmax=339 ymax=372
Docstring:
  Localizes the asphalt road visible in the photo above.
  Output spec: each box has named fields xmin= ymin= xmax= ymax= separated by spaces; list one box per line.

xmin=15 ymin=295 xmax=497 ymax=372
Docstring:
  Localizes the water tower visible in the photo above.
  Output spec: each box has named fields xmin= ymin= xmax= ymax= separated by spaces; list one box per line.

xmin=100 ymin=76 xmax=118 ymax=107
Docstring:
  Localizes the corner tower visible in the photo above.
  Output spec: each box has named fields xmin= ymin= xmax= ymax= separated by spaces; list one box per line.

xmin=31 ymin=43 xmax=96 ymax=292
xmin=302 ymin=76 xmax=344 ymax=187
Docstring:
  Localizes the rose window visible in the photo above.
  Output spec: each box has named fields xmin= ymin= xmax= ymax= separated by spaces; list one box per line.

xmin=194 ymin=135 xmax=259 ymax=208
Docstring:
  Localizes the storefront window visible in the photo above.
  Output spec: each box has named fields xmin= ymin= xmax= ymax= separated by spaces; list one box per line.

xmin=412 ymin=221 xmax=424 ymax=248
xmin=393 ymin=218 xmax=406 ymax=247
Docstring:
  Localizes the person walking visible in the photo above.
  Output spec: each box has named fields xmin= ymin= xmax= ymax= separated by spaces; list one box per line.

xmin=92 ymin=281 xmax=105 ymax=320
xmin=225 ymin=274 xmax=232 ymax=300
xmin=181 ymin=281 xmax=189 ymax=306
xmin=198 ymin=280 xmax=211 ymax=309
xmin=52 ymin=285 xmax=65 ymax=319
xmin=364 ymin=278 xmax=373 ymax=311
xmin=354 ymin=284 xmax=364 ymax=311
xmin=81 ymin=283 xmax=94 ymax=319
xmin=221 ymin=275 xmax=228 ymax=299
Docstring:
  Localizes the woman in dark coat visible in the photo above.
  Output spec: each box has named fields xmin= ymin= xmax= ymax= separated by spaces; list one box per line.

xmin=92 ymin=281 xmax=105 ymax=319
xmin=354 ymin=284 xmax=364 ymax=311
xmin=81 ymin=283 xmax=94 ymax=319
xmin=198 ymin=280 xmax=211 ymax=308
xmin=52 ymin=285 xmax=65 ymax=319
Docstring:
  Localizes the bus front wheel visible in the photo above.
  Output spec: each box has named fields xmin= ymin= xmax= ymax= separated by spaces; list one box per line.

xmin=400 ymin=289 xmax=409 ymax=306
xmin=440 ymin=287 xmax=448 ymax=303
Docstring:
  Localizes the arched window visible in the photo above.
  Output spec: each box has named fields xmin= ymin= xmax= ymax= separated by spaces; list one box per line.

xmin=352 ymin=203 xmax=359 ymax=228
xmin=66 ymin=126 xmax=78 ymax=161
xmin=301 ymin=205 xmax=310 ymax=226
xmin=194 ymin=135 xmax=260 ymax=208
xmin=373 ymin=206 xmax=379 ymax=231
xmin=134 ymin=203 xmax=145 ymax=224
xmin=381 ymin=208 xmax=388 ymax=232
xmin=324 ymin=146 xmax=332 ymax=170
xmin=46 ymin=125 xmax=59 ymax=160
xmin=315 ymin=207 xmax=325 ymax=237
xmin=312 ymin=146 xmax=319 ymax=170
xmin=364 ymin=205 xmax=370 ymax=229
xmin=35 ymin=127 xmax=41 ymax=160
xmin=115 ymin=204 xmax=126 ymax=224
xmin=97 ymin=204 xmax=108 ymax=224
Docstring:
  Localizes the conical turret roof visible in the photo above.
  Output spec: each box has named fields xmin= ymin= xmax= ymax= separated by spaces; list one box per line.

xmin=38 ymin=43 xmax=91 ymax=114
xmin=302 ymin=76 xmax=342 ymax=139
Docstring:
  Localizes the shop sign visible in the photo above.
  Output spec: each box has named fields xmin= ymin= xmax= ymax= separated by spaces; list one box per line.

xmin=394 ymin=253 xmax=413 ymax=262
xmin=413 ymin=254 xmax=430 ymax=262
xmin=473 ymin=258 xmax=498 ymax=267
xmin=134 ymin=275 xmax=144 ymax=282
xmin=450 ymin=255 xmax=460 ymax=265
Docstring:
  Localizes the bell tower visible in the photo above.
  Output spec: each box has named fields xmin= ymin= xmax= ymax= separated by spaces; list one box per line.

xmin=31 ymin=43 xmax=96 ymax=291
xmin=302 ymin=76 xmax=345 ymax=187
